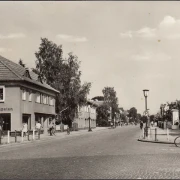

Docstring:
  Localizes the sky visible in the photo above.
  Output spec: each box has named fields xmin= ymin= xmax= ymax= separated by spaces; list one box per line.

xmin=1 ymin=1 xmax=180 ymax=114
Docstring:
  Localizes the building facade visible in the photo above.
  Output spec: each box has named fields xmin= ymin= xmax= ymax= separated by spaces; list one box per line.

xmin=0 ymin=55 xmax=59 ymax=133
xmin=74 ymin=101 xmax=97 ymax=129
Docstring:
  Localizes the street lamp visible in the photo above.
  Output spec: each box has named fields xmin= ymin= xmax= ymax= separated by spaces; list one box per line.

xmin=114 ymin=112 xmax=116 ymax=128
xmin=143 ymin=89 xmax=149 ymax=136
xmin=88 ymin=105 xmax=92 ymax=132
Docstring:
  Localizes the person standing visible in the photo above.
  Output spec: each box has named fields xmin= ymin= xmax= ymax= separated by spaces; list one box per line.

xmin=49 ymin=121 xmax=55 ymax=136
xmin=151 ymin=121 xmax=154 ymax=127
xmin=67 ymin=125 xmax=70 ymax=135
xmin=22 ymin=122 xmax=28 ymax=137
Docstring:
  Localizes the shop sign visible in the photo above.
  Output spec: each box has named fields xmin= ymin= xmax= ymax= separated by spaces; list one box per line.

xmin=0 ymin=108 xmax=13 ymax=111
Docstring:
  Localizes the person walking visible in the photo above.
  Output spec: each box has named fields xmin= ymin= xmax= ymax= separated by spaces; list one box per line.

xmin=52 ymin=123 xmax=56 ymax=136
xmin=140 ymin=120 xmax=143 ymax=130
xmin=67 ymin=125 xmax=70 ymax=135
xmin=49 ymin=121 xmax=53 ymax=136
xmin=36 ymin=121 xmax=41 ymax=137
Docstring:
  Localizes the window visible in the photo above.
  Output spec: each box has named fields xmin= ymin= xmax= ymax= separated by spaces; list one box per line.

xmin=36 ymin=92 xmax=40 ymax=103
xmin=22 ymin=89 xmax=26 ymax=101
xmin=47 ymin=96 xmax=49 ymax=105
xmin=49 ymin=96 xmax=54 ymax=106
xmin=29 ymin=91 xmax=32 ymax=102
xmin=0 ymin=86 xmax=5 ymax=102
xmin=40 ymin=94 xmax=43 ymax=104
xmin=43 ymin=95 xmax=48 ymax=104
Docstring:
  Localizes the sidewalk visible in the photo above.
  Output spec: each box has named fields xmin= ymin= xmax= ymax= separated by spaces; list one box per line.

xmin=138 ymin=125 xmax=180 ymax=144
xmin=0 ymin=127 xmax=109 ymax=148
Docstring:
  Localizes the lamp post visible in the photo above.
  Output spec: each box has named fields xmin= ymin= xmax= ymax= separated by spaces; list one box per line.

xmin=143 ymin=89 xmax=149 ymax=137
xmin=114 ymin=112 xmax=116 ymax=128
xmin=88 ymin=105 xmax=92 ymax=132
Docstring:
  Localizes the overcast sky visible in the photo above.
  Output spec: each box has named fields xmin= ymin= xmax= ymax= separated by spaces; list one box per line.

xmin=1 ymin=1 xmax=180 ymax=114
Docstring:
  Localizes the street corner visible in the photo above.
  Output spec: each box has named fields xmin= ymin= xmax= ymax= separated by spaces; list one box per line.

xmin=137 ymin=138 xmax=174 ymax=144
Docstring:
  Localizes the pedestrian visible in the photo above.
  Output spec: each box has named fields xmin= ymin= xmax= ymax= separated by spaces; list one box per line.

xmin=36 ymin=121 xmax=41 ymax=136
xmin=140 ymin=120 xmax=143 ymax=130
xmin=0 ymin=117 xmax=4 ymax=137
xmin=67 ymin=125 xmax=70 ymax=135
xmin=151 ymin=121 xmax=154 ymax=127
xmin=52 ymin=123 xmax=56 ymax=136
xmin=110 ymin=122 xmax=113 ymax=128
xmin=49 ymin=121 xmax=53 ymax=136
xmin=22 ymin=122 xmax=28 ymax=137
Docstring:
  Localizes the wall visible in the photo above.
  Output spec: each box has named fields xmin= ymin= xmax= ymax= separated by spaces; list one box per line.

xmin=21 ymin=88 xmax=56 ymax=130
xmin=0 ymin=86 xmax=21 ymax=131
xmin=76 ymin=105 xmax=97 ymax=129
xmin=0 ymin=83 xmax=57 ymax=131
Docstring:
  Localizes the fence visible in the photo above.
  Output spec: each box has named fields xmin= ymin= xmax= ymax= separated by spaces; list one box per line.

xmin=0 ymin=129 xmax=42 ymax=145
xmin=140 ymin=127 xmax=170 ymax=142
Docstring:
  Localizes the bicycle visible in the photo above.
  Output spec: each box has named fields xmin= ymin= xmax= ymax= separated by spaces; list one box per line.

xmin=174 ymin=136 xmax=180 ymax=147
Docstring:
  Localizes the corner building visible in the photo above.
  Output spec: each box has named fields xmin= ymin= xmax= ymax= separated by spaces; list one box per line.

xmin=0 ymin=55 xmax=59 ymax=133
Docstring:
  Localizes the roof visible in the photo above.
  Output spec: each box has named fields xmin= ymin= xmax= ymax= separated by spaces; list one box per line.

xmin=0 ymin=55 xmax=59 ymax=93
xmin=87 ymin=99 xmax=104 ymax=107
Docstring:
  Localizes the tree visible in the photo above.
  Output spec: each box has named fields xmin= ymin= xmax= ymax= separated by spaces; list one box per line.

xmin=102 ymin=87 xmax=119 ymax=120
xmin=96 ymin=103 xmax=110 ymax=127
xmin=128 ymin=107 xmax=137 ymax=122
xmin=121 ymin=113 xmax=127 ymax=123
xmin=150 ymin=115 xmax=155 ymax=122
xmin=34 ymin=38 xmax=91 ymax=126
xmin=19 ymin=59 xmax=25 ymax=67
xmin=141 ymin=115 xmax=148 ymax=123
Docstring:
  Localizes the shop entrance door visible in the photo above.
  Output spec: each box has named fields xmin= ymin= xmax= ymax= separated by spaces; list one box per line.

xmin=22 ymin=114 xmax=31 ymax=130
xmin=0 ymin=113 xmax=11 ymax=131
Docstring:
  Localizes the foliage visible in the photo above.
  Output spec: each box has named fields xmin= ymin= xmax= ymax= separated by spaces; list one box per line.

xmin=137 ymin=113 xmax=142 ymax=122
xmin=128 ymin=107 xmax=137 ymax=122
xmin=97 ymin=119 xmax=109 ymax=127
xmin=141 ymin=115 xmax=148 ymax=123
xmin=33 ymin=38 xmax=91 ymax=126
xmin=96 ymin=103 xmax=109 ymax=123
xmin=102 ymin=87 xmax=119 ymax=119
xmin=121 ymin=113 xmax=127 ymax=123
xmin=19 ymin=59 xmax=25 ymax=67
xmin=150 ymin=115 xmax=155 ymax=122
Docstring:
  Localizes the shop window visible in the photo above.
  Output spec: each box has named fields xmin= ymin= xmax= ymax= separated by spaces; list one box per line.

xmin=0 ymin=86 xmax=5 ymax=102
xmin=22 ymin=89 xmax=26 ymax=101
xmin=36 ymin=92 xmax=40 ymax=103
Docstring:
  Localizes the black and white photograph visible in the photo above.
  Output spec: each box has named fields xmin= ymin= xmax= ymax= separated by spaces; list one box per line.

xmin=0 ymin=1 xmax=180 ymax=179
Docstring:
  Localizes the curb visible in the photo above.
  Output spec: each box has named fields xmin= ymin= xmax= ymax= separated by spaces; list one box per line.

xmin=138 ymin=138 xmax=174 ymax=144
xmin=0 ymin=127 xmax=109 ymax=148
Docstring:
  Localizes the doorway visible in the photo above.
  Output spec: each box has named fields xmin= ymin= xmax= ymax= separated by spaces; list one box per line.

xmin=22 ymin=114 xmax=31 ymax=130
xmin=0 ymin=113 xmax=11 ymax=131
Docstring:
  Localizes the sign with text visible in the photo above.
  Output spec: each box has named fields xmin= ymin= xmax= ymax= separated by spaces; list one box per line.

xmin=0 ymin=108 xmax=13 ymax=112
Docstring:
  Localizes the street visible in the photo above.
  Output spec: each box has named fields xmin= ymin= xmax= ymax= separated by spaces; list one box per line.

xmin=0 ymin=126 xmax=180 ymax=179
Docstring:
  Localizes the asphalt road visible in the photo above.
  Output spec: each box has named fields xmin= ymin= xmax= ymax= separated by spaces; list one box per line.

xmin=0 ymin=126 xmax=180 ymax=179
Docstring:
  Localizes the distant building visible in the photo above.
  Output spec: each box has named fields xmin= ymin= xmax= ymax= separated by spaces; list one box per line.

xmin=74 ymin=100 xmax=99 ymax=129
xmin=0 ymin=55 xmax=59 ymax=133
